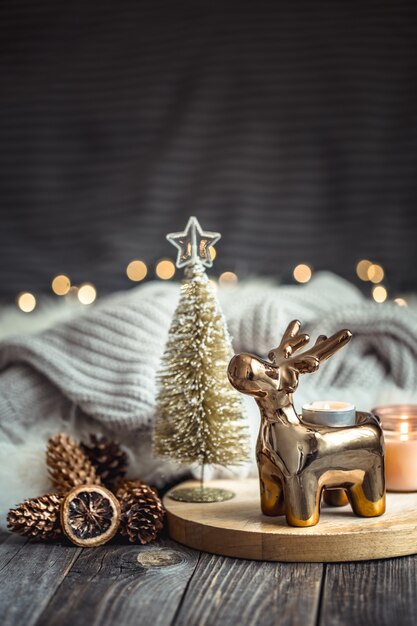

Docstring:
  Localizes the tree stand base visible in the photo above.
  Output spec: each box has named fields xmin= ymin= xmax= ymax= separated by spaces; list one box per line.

xmin=168 ymin=486 xmax=235 ymax=503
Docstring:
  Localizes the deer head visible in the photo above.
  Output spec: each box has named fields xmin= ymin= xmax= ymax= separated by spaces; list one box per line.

xmin=228 ymin=320 xmax=352 ymax=408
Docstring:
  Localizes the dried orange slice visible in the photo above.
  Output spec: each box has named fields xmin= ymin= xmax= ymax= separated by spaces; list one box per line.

xmin=61 ymin=484 xmax=120 ymax=547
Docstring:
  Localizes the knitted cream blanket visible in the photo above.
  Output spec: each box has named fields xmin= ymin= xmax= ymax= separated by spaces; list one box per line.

xmin=1 ymin=272 xmax=416 ymax=523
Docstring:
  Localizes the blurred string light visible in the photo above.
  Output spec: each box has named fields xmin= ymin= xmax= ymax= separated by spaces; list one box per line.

xmin=372 ymin=285 xmax=388 ymax=303
xmin=77 ymin=283 xmax=97 ymax=305
xmin=293 ymin=264 xmax=312 ymax=283
xmin=219 ymin=271 xmax=238 ymax=285
xmin=17 ymin=292 xmax=37 ymax=313
xmin=367 ymin=264 xmax=384 ymax=284
xmin=155 ymin=259 xmax=175 ymax=280
xmin=15 ymin=254 xmax=406 ymax=312
xmin=356 ymin=258 xmax=390 ymax=303
xmin=126 ymin=260 xmax=148 ymax=282
xmin=51 ymin=274 xmax=71 ymax=296
xmin=356 ymin=259 xmax=372 ymax=281
xmin=356 ymin=259 xmax=384 ymax=283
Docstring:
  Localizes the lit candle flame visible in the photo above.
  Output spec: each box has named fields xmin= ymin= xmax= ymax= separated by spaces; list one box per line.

xmin=400 ymin=419 xmax=409 ymax=441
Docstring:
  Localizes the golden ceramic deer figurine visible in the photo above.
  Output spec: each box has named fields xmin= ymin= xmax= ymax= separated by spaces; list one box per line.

xmin=227 ymin=320 xmax=386 ymax=527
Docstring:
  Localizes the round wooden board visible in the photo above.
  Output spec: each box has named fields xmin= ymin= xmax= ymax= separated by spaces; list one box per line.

xmin=164 ymin=478 xmax=417 ymax=562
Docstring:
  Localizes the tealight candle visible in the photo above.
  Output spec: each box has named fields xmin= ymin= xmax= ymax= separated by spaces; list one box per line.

xmin=302 ymin=401 xmax=356 ymax=426
xmin=372 ymin=405 xmax=417 ymax=492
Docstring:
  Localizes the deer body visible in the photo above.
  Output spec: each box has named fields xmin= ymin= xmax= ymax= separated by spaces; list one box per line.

xmin=228 ymin=321 xmax=385 ymax=527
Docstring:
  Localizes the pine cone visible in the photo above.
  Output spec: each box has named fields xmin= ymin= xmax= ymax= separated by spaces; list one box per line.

xmin=81 ymin=434 xmax=128 ymax=489
xmin=47 ymin=433 xmax=100 ymax=493
xmin=118 ymin=484 xmax=165 ymax=544
xmin=115 ymin=479 xmax=153 ymax=501
xmin=7 ymin=493 xmax=63 ymax=540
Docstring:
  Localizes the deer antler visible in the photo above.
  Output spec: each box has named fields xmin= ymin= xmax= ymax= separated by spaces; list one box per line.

xmin=299 ymin=329 xmax=352 ymax=363
xmin=269 ymin=320 xmax=352 ymax=374
xmin=268 ymin=320 xmax=310 ymax=363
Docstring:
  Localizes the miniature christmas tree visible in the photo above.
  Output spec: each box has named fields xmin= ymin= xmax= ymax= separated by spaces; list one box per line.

xmin=153 ymin=216 xmax=249 ymax=502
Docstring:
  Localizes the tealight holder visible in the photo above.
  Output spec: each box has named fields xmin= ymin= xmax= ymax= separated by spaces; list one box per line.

xmin=372 ymin=405 xmax=417 ymax=492
xmin=227 ymin=319 xmax=386 ymax=527
xmin=302 ymin=400 xmax=356 ymax=508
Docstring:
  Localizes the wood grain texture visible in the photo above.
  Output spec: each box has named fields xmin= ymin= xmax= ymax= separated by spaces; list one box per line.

xmin=2 ymin=530 xmax=417 ymax=626
xmin=164 ymin=479 xmax=417 ymax=562
xmin=0 ymin=534 xmax=81 ymax=626
xmin=174 ymin=552 xmax=323 ymax=626
xmin=35 ymin=538 xmax=199 ymax=626
xmin=319 ymin=556 xmax=417 ymax=626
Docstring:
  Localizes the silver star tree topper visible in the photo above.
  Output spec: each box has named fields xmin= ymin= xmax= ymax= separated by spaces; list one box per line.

xmin=167 ymin=216 xmax=221 ymax=268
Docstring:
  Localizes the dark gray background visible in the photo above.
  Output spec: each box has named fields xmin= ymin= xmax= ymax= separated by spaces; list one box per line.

xmin=1 ymin=0 xmax=416 ymax=298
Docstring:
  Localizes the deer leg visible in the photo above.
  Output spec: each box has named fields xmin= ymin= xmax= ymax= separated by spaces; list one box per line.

xmin=347 ymin=463 xmax=386 ymax=518
xmin=323 ymin=488 xmax=349 ymax=507
xmin=258 ymin=455 xmax=285 ymax=516
xmin=284 ymin=474 xmax=321 ymax=527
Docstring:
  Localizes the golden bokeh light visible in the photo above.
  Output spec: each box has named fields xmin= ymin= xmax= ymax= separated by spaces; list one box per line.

xmin=156 ymin=259 xmax=175 ymax=280
xmin=126 ymin=260 xmax=148 ymax=282
xmin=356 ymin=259 xmax=372 ymax=281
xmin=209 ymin=246 xmax=217 ymax=261
xmin=367 ymin=264 xmax=384 ymax=284
xmin=372 ymin=285 xmax=387 ymax=303
xmin=51 ymin=274 xmax=71 ymax=296
xmin=219 ymin=271 xmax=238 ymax=285
xmin=208 ymin=278 xmax=218 ymax=291
xmin=394 ymin=297 xmax=408 ymax=307
xmin=293 ymin=264 xmax=312 ymax=284
xmin=17 ymin=292 xmax=36 ymax=313
xmin=77 ymin=283 xmax=97 ymax=305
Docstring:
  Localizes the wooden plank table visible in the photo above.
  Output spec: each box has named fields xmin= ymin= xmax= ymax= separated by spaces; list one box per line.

xmin=1 ymin=532 xmax=416 ymax=626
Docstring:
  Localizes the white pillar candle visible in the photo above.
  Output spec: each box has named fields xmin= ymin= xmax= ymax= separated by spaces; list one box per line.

xmin=302 ymin=401 xmax=356 ymax=426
